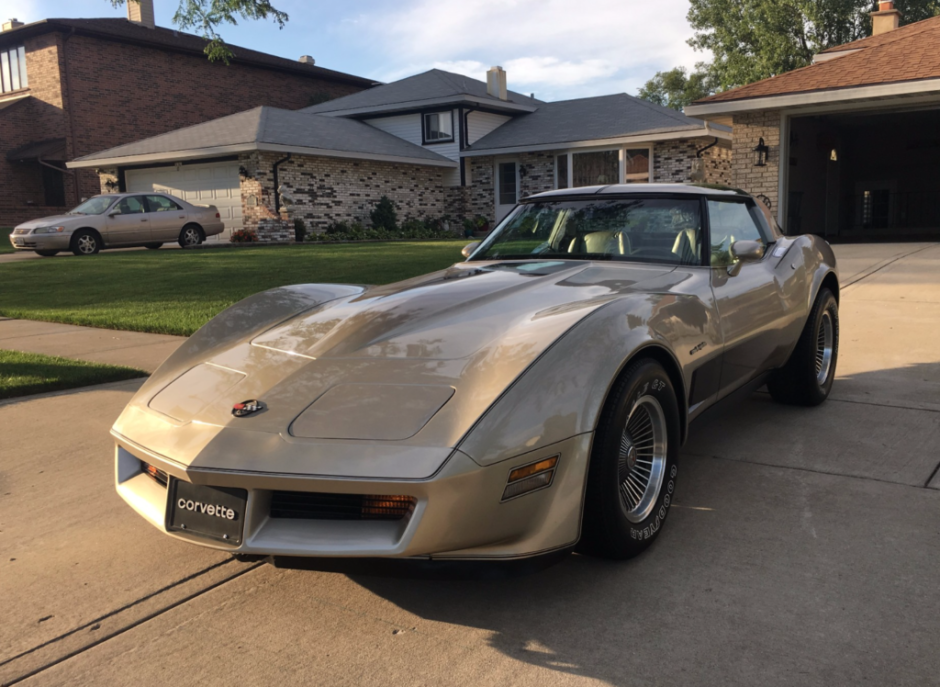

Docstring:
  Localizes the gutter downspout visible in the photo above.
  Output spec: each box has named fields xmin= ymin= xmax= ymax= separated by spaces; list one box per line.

xmin=272 ymin=153 xmax=291 ymax=213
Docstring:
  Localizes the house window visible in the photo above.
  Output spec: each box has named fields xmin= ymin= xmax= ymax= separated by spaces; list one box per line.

xmin=0 ymin=46 xmax=28 ymax=93
xmin=572 ymin=150 xmax=619 ymax=187
xmin=556 ymin=155 xmax=568 ymax=189
xmin=625 ymin=149 xmax=650 ymax=183
xmin=423 ymin=112 xmax=454 ymax=143
xmin=42 ymin=166 xmax=66 ymax=207
xmin=498 ymin=162 xmax=517 ymax=205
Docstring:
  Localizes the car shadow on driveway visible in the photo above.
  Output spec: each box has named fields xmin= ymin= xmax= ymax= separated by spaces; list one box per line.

xmin=349 ymin=365 xmax=940 ymax=686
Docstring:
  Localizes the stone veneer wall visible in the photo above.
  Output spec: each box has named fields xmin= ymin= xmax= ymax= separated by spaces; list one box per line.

xmin=238 ymin=152 xmax=447 ymax=233
xmin=467 ymin=152 xmax=557 ymax=225
xmin=731 ymin=110 xmax=781 ymax=214
xmin=653 ymin=138 xmax=733 ymax=186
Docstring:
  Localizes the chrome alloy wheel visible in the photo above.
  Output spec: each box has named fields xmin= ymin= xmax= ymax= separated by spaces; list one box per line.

xmin=181 ymin=227 xmax=201 ymax=246
xmin=815 ymin=311 xmax=834 ymax=386
xmin=617 ymin=395 xmax=667 ymax=523
xmin=76 ymin=234 xmax=97 ymax=254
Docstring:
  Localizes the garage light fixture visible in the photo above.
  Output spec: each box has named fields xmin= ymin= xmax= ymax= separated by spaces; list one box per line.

xmin=753 ymin=138 xmax=769 ymax=167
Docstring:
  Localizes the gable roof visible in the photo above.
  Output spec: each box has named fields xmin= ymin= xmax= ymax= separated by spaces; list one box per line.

xmin=303 ymin=69 xmax=543 ymax=116
xmin=466 ymin=93 xmax=725 ymax=155
xmin=0 ymin=18 xmax=376 ymax=87
xmin=689 ymin=15 xmax=940 ymax=108
xmin=67 ymin=107 xmax=457 ymax=168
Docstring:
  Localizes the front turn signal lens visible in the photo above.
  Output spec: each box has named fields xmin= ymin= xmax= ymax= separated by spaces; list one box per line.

xmin=502 ymin=455 xmax=559 ymax=502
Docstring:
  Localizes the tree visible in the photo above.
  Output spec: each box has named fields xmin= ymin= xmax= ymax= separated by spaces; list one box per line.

xmin=637 ymin=66 xmax=716 ymax=110
xmin=687 ymin=0 xmax=940 ymax=90
xmin=109 ymin=0 xmax=288 ymax=62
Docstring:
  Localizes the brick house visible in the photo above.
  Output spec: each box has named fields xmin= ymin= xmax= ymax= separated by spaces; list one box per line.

xmin=686 ymin=2 xmax=940 ymax=240
xmin=0 ymin=2 xmax=374 ymax=226
xmin=69 ymin=67 xmax=733 ymax=239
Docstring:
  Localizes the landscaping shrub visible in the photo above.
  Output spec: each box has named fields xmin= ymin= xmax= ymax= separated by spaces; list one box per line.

xmin=307 ymin=217 xmax=459 ymax=243
xmin=370 ymin=196 xmax=398 ymax=232
xmin=293 ymin=218 xmax=307 ymax=242
xmin=230 ymin=229 xmax=258 ymax=243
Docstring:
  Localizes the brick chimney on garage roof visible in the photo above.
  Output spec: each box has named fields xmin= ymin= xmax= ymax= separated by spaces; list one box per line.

xmin=872 ymin=0 xmax=901 ymax=36
xmin=127 ymin=0 xmax=156 ymax=29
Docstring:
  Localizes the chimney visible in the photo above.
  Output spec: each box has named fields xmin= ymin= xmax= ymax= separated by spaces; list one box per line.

xmin=127 ymin=0 xmax=156 ymax=29
xmin=486 ymin=66 xmax=508 ymax=101
xmin=872 ymin=0 xmax=901 ymax=35
xmin=299 ymin=55 xmax=315 ymax=66
xmin=2 ymin=18 xmax=24 ymax=31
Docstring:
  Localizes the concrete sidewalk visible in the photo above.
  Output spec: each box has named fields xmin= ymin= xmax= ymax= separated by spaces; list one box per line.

xmin=0 ymin=318 xmax=183 ymax=373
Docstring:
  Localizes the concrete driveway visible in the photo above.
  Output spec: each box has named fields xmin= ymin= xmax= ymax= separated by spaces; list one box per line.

xmin=1 ymin=243 xmax=938 ymax=686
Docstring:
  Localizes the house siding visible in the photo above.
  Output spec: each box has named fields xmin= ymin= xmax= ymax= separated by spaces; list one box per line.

xmin=238 ymin=152 xmax=447 ymax=233
xmin=365 ymin=111 xmax=461 ymax=186
xmin=0 ymin=30 xmax=366 ymax=226
xmin=466 ymin=111 xmax=511 ymax=145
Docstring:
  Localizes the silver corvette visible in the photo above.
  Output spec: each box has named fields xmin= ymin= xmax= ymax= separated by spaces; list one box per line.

xmin=112 ymin=184 xmax=839 ymax=573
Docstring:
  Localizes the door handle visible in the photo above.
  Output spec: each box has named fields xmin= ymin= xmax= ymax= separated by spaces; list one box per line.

xmin=140 ymin=219 xmax=148 ymax=222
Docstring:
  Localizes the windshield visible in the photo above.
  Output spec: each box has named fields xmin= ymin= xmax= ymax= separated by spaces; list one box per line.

xmin=69 ymin=196 xmax=118 ymax=215
xmin=470 ymin=197 xmax=704 ymax=266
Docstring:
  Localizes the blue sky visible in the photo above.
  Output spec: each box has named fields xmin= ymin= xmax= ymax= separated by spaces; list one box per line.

xmin=14 ymin=0 xmax=705 ymax=101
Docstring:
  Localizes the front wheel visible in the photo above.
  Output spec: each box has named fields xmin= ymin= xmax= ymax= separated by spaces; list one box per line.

xmin=70 ymin=230 xmax=101 ymax=256
xmin=35 ymin=250 xmax=59 ymax=257
xmin=178 ymin=225 xmax=203 ymax=248
xmin=580 ymin=358 xmax=680 ymax=560
xmin=144 ymin=243 xmax=163 ymax=250
xmin=768 ymin=287 xmax=839 ymax=406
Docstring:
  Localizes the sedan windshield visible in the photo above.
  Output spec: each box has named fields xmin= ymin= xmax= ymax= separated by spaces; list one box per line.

xmin=69 ymin=196 xmax=118 ymax=215
xmin=470 ymin=198 xmax=703 ymax=266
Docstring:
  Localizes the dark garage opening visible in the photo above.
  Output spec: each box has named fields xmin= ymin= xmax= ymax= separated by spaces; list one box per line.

xmin=787 ymin=108 xmax=940 ymax=241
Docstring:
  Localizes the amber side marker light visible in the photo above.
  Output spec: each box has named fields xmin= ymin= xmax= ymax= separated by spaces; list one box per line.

xmin=502 ymin=455 xmax=559 ymax=501
xmin=141 ymin=460 xmax=168 ymax=487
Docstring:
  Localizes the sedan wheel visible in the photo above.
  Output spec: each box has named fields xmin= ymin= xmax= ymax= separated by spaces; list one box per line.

xmin=70 ymin=230 xmax=101 ymax=256
xmin=178 ymin=225 xmax=203 ymax=248
xmin=580 ymin=358 xmax=680 ymax=560
xmin=35 ymin=250 xmax=59 ymax=257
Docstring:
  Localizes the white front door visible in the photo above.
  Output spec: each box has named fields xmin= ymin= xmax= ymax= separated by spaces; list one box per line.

xmin=125 ymin=161 xmax=242 ymax=241
xmin=495 ymin=160 xmax=519 ymax=223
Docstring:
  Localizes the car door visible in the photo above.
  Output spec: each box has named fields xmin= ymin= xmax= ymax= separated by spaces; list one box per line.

xmin=707 ymin=198 xmax=788 ymax=397
xmin=144 ymin=194 xmax=186 ymax=241
xmin=105 ymin=195 xmax=152 ymax=245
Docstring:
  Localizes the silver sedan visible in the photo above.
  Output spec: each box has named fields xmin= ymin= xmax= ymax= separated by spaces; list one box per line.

xmin=9 ymin=192 xmax=224 ymax=256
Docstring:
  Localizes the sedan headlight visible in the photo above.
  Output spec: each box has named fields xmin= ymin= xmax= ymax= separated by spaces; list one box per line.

xmin=32 ymin=226 xmax=67 ymax=234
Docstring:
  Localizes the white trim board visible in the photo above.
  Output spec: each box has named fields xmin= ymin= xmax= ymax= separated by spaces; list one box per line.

xmin=463 ymin=127 xmax=730 ymax=157
xmin=67 ymin=143 xmax=459 ymax=169
xmin=685 ymin=78 xmax=940 ymax=117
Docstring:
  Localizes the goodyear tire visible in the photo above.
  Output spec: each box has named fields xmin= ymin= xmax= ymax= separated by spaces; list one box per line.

xmin=580 ymin=358 xmax=680 ymax=559
xmin=70 ymin=230 xmax=101 ymax=256
xmin=768 ymin=288 xmax=839 ymax=407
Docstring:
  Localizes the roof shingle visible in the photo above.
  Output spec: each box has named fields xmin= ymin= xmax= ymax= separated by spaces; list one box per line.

xmin=694 ymin=15 xmax=940 ymax=104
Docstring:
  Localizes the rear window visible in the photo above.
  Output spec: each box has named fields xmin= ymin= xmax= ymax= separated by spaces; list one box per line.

xmin=470 ymin=197 xmax=704 ymax=266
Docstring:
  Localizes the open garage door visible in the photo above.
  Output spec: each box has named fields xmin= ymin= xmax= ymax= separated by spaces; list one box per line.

xmin=125 ymin=161 xmax=242 ymax=241
xmin=787 ymin=108 xmax=940 ymax=241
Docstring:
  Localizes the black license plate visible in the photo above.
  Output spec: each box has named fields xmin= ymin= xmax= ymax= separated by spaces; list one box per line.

xmin=166 ymin=478 xmax=247 ymax=545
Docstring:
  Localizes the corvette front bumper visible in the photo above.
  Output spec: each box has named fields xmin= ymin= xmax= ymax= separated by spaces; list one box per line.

xmin=114 ymin=432 xmax=592 ymax=561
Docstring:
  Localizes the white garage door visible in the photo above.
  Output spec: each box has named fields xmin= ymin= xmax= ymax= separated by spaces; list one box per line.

xmin=125 ymin=161 xmax=242 ymax=241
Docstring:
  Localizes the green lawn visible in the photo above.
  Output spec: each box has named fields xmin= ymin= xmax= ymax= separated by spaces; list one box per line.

xmin=0 ymin=349 xmax=147 ymax=400
xmin=1 ymin=228 xmax=13 ymax=254
xmin=0 ymin=241 xmax=467 ymax=336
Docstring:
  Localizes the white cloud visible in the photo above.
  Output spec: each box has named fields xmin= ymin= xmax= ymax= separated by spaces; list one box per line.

xmin=345 ymin=0 xmax=704 ymax=100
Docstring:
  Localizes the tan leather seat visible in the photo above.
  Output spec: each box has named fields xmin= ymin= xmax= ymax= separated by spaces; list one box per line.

xmin=671 ymin=228 xmax=700 ymax=265
xmin=582 ymin=230 xmax=631 ymax=255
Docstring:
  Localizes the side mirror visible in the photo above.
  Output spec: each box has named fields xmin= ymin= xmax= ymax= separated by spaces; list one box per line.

xmin=108 ymin=211 xmax=120 ymax=218
xmin=461 ymin=241 xmax=481 ymax=259
xmin=728 ymin=240 xmax=765 ymax=276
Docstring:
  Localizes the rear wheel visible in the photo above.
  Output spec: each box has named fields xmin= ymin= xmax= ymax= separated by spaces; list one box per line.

xmin=580 ymin=358 xmax=680 ymax=559
xmin=35 ymin=250 xmax=58 ymax=257
xmin=178 ymin=225 xmax=203 ymax=248
xmin=768 ymin=288 xmax=839 ymax=406
xmin=144 ymin=243 xmax=163 ymax=250
xmin=70 ymin=230 xmax=101 ymax=256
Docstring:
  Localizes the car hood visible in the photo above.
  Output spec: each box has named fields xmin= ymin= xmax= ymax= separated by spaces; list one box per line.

xmin=115 ymin=260 xmax=677 ymax=478
xmin=16 ymin=214 xmax=89 ymax=229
